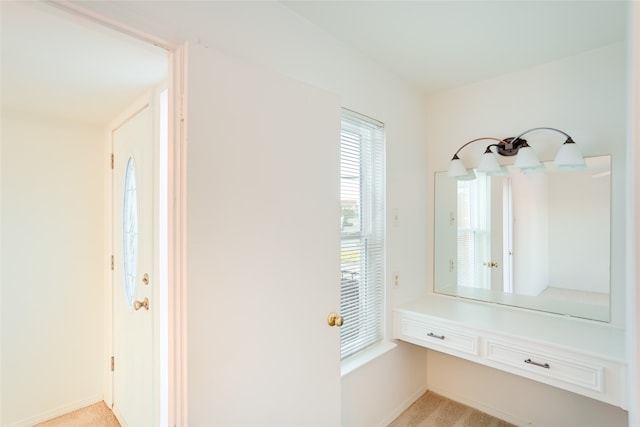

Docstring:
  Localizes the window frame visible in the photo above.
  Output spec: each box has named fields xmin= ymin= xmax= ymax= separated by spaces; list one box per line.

xmin=339 ymin=109 xmax=386 ymax=361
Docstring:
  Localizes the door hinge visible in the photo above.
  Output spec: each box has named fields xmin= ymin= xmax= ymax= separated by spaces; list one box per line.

xmin=110 ymin=153 xmax=114 ymax=170
xmin=110 ymin=255 xmax=114 ymax=271
xmin=110 ymin=356 xmax=115 ymax=372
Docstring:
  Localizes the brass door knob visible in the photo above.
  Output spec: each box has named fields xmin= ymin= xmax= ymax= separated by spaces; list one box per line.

xmin=327 ymin=312 xmax=344 ymax=327
xmin=134 ymin=298 xmax=149 ymax=311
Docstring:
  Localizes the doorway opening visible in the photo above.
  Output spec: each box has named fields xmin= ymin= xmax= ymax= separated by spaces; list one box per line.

xmin=0 ymin=2 xmax=177 ymax=426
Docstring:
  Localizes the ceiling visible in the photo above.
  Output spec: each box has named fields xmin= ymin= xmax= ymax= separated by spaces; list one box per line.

xmin=0 ymin=1 xmax=168 ymax=126
xmin=283 ymin=1 xmax=629 ymax=93
xmin=0 ymin=1 xmax=629 ymax=125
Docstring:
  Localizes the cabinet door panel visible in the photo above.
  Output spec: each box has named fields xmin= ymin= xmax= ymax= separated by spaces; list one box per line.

xmin=397 ymin=316 xmax=480 ymax=356
xmin=485 ymin=340 xmax=603 ymax=392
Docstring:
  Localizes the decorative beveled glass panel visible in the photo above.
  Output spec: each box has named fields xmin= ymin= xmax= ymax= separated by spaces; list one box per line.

xmin=123 ymin=157 xmax=138 ymax=307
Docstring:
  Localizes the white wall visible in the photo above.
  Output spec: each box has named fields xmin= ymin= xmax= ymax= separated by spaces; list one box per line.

xmin=548 ymin=170 xmax=610 ymax=293
xmin=425 ymin=43 xmax=628 ymax=424
xmin=1 ymin=109 xmax=105 ymax=426
xmin=626 ymin=3 xmax=640 ymax=425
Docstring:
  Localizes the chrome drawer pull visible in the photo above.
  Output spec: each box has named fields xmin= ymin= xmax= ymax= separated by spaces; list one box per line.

xmin=524 ymin=358 xmax=550 ymax=369
xmin=427 ymin=332 xmax=445 ymax=340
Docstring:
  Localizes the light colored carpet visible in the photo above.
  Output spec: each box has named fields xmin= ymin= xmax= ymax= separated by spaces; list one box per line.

xmin=389 ymin=391 xmax=515 ymax=427
xmin=33 ymin=392 xmax=509 ymax=427
xmin=34 ymin=402 xmax=120 ymax=427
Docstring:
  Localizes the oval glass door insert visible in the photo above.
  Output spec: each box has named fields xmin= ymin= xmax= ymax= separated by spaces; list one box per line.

xmin=122 ymin=157 xmax=138 ymax=307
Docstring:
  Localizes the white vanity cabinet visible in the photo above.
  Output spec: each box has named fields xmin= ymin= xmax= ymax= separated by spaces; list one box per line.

xmin=393 ymin=295 xmax=627 ymax=408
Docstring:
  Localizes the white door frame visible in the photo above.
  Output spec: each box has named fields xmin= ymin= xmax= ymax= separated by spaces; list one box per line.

xmin=167 ymin=45 xmax=188 ymax=427
xmin=51 ymin=2 xmax=187 ymax=426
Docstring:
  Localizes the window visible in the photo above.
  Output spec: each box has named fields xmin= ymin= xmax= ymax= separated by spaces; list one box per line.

xmin=340 ymin=109 xmax=385 ymax=360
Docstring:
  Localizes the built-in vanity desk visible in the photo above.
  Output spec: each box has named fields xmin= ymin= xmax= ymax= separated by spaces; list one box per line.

xmin=394 ymin=294 xmax=627 ymax=409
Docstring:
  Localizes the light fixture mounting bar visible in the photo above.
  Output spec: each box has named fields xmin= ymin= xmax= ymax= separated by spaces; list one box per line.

xmin=451 ymin=137 xmax=507 ymax=160
xmin=495 ymin=137 xmax=528 ymax=157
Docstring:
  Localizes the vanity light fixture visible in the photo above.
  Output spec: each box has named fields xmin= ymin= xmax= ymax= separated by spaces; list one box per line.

xmin=447 ymin=127 xmax=585 ymax=178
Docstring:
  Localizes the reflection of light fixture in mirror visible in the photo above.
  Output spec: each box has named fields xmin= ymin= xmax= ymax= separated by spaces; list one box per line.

xmin=448 ymin=127 xmax=585 ymax=178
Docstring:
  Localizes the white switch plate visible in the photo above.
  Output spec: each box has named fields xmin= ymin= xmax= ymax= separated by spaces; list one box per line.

xmin=392 ymin=208 xmax=400 ymax=226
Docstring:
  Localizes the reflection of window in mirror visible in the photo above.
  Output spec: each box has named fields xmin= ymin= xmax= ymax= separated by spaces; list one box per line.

xmin=456 ymin=173 xmax=491 ymax=289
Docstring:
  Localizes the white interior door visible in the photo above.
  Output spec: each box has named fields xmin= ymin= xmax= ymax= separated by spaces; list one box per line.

xmin=184 ymin=43 xmax=342 ymax=426
xmin=112 ymin=100 xmax=157 ymax=427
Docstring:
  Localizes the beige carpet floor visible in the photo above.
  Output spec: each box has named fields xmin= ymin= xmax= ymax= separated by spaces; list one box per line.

xmin=389 ymin=391 xmax=515 ymax=427
xmin=32 ymin=391 xmax=510 ymax=427
xmin=34 ymin=402 xmax=120 ymax=427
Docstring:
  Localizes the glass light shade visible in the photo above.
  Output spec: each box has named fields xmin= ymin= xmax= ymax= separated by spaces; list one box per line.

xmin=477 ymin=152 xmax=501 ymax=174
xmin=458 ymin=169 xmax=477 ymax=181
xmin=520 ymin=164 xmax=547 ymax=174
xmin=514 ymin=145 xmax=541 ymax=169
xmin=558 ymin=164 xmax=587 ymax=171
xmin=486 ymin=166 xmax=509 ymax=176
xmin=555 ymin=141 xmax=585 ymax=167
xmin=447 ymin=157 xmax=468 ymax=177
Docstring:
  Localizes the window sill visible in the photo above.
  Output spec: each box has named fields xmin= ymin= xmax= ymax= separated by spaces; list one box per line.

xmin=340 ymin=341 xmax=397 ymax=377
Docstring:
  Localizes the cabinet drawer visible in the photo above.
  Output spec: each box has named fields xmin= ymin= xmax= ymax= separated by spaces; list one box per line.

xmin=486 ymin=340 xmax=604 ymax=392
xmin=397 ymin=317 xmax=479 ymax=356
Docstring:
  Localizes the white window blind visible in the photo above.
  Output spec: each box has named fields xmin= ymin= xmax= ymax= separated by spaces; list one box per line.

xmin=340 ymin=109 xmax=385 ymax=360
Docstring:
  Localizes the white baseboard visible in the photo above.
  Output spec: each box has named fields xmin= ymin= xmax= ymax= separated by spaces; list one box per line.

xmin=427 ymin=384 xmax=535 ymax=426
xmin=375 ymin=385 xmax=429 ymax=427
xmin=4 ymin=394 xmax=104 ymax=427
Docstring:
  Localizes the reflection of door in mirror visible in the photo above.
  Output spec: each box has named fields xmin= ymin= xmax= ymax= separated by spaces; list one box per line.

xmin=457 ymin=175 xmax=510 ymax=293
xmin=458 ymin=175 xmax=520 ymax=294
xmin=511 ymin=172 xmax=550 ymax=296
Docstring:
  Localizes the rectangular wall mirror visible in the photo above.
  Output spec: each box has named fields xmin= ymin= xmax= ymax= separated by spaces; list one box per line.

xmin=434 ymin=155 xmax=611 ymax=322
